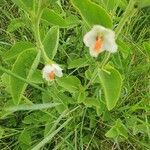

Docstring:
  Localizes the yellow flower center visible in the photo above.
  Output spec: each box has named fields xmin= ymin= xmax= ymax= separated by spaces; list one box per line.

xmin=48 ymin=71 xmax=55 ymax=80
xmin=94 ymin=37 xmax=103 ymax=52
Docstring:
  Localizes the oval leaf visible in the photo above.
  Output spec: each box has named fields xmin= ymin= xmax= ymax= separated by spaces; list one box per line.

xmin=3 ymin=41 xmax=34 ymax=60
xmin=57 ymin=76 xmax=81 ymax=93
xmin=68 ymin=57 xmax=90 ymax=69
xmin=71 ymin=0 xmax=113 ymax=28
xmin=43 ymin=26 xmax=59 ymax=59
xmin=105 ymin=119 xmax=128 ymax=139
xmin=98 ymin=65 xmax=122 ymax=110
xmin=7 ymin=18 xmax=25 ymax=32
xmin=10 ymin=49 xmax=41 ymax=105
xmin=42 ymin=8 xmax=68 ymax=27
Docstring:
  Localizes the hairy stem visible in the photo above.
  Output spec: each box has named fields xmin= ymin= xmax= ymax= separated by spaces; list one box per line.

xmin=32 ymin=0 xmax=52 ymax=64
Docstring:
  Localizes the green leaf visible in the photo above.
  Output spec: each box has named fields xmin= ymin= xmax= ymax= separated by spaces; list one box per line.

xmin=98 ymin=65 xmax=122 ymax=110
xmin=11 ymin=0 xmax=35 ymax=12
xmin=6 ymin=103 xmax=60 ymax=112
xmin=42 ymin=8 xmax=68 ymax=27
xmin=83 ymin=97 xmax=100 ymax=107
xmin=76 ymin=89 xmax=87 ymax=103
xmin=138 ymin=0 xmax=150 ymax=8
xmin=19 ymin=128 xmax=31 ymax=145
xmin=117 ymin=40 xmax=131 ymax=59
xmin=57 ymin=76 xmax=81 ymax=93
xmin=10 ymin=49 xmax=41 ymax=105
xmin=29 ymin=69 xmax=43 ymax=84
xmin=101 ymin=0 xmax=126 ymax=11
xmin=3 ymin=41 xmax=34 ymax=60
xmin=103 ymin=0 xmax=118 ymax=10
xmin=65 ymin=15 xmax=80 ymax=27
xmin=71 ymin=0 xmax=113 ymax=28
xmin=46 ymin=88 xmax=69 ymax=114
xmin=105 ymin=126 xmax=118 ymax=138
xmin=85 ymin=66 xmax=99 ymax=83
xmin=0 ymin=127 xmax=4 ymax=139
xmin=7 ymin=18 xmax=25 ymax=32
xmin=105 ymin=119 xmax=128 ymax=139
xmin=22 ymin=0 xmax=34 ymax=10
xmin=68 ymin=57 xmax=90 ymax=69
xmin=43 ymin=26 xmax=59 ymax=59
xmin=143 ymin=41 xmax=150 ymax=58
xmin=23 ymin=111 xmax=50 ymax=124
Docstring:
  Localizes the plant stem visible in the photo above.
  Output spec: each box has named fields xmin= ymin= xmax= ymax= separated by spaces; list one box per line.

xmin=32 ymin=0 xmax=52 ymax=64
xmin=115 ymin=0 xmax=137 ymax=38
xmin=100 ymin=52 xmax=111 ymax=67
xmin=100 ymin=0 xmax=137 ymax=67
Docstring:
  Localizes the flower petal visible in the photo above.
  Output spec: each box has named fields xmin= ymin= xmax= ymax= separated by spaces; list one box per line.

xmin=103 ymin=29 xmax=118 ymax=53
xmin=83 ymin=30 xmax=97 ymax=47
xmin=89 ymin=46 xmax=102 ymax=57
xmin=53 ymin=64 xmax=63 ymax=77
xmin=42 ymin=65 xmax=54 ymax=81
xmin=83 ymin=25 xmax=118 ymax=57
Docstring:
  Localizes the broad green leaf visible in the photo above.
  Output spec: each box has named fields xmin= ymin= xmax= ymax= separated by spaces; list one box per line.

xmin=3 ymin=41 xmax=34 ymax=60
xmin=83 ymin=97 xmax=100 ymax=107
xmin=105 ymin=119 xmax=128 ymax=139
xmin=77 ymin=90 xmax=87 ymax=103
xmin=43 ymin=26 xmax=59 ymax=59
xmin=42 ymin=8 xmax=68 ymax=27
xmin=65 ymin=15 xmax=80 ymax=27
xmin=71 ymin=0 xmax=113 ymax=28
xmin=68 ymin=57 xmax=90 ymax=69
xmin=98 ymin=65 xmax=122 ymax=110
xmin=105 ymin=126 xmax=118 ymax=138
xmin=10 ymin=49 xmax=41 ymax=105
xmin=7 ymin=18 xmax=25 ymax=32
xmin=42 ymin=8 xmax=79 ymax=28
xmin=57 ymin=76 xmax=81 ymax=93
xmin=29 ymin=69 xmax=43 ymax=84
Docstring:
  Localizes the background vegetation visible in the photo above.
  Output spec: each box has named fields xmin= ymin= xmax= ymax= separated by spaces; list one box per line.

xmin=0 ymin=0 xmax=150 ymax=149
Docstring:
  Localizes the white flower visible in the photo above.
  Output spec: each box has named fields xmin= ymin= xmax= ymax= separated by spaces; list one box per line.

xmin=42 ymin=64 xmax=63 ymax=81
xmin=83 ymin=25 xmax=118 ymax=57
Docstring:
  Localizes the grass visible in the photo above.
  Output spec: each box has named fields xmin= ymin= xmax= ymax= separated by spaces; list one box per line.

xmin=0 ymin=0 xmax=150 ymax=150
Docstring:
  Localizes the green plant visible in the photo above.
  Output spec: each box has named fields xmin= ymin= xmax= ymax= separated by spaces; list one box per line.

xmin=0 ymin=0 xmax=150 ymax=149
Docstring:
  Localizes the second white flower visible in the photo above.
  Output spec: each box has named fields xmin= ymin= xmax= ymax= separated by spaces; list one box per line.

xmin=42 ymin=64 xmax=63 ymax=81
xmin=83 ymin=25 xmax=118 ymax=57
